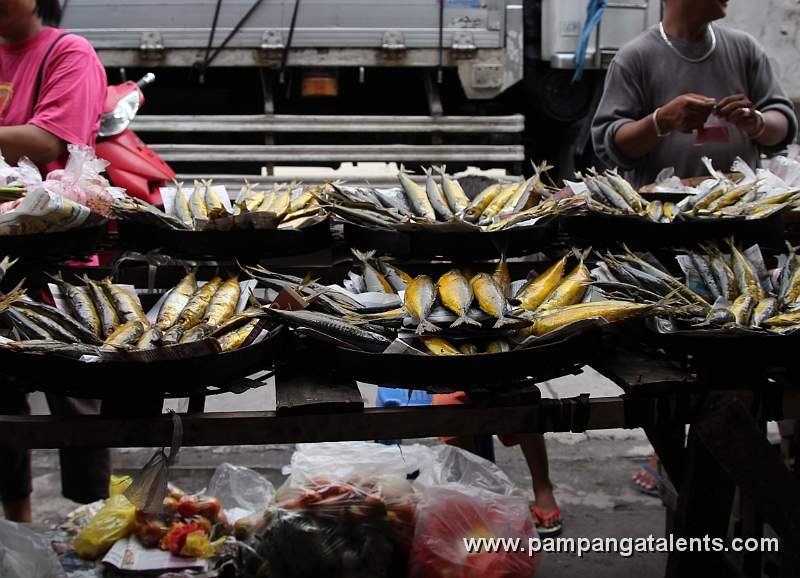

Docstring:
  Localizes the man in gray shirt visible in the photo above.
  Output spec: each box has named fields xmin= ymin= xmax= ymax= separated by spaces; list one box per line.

xmin=592 ymin=0 xmax=798 ymax=189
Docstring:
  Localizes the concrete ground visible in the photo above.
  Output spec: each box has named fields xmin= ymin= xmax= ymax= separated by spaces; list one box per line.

xmin=16 ymin=366 xmax=782 ymax=577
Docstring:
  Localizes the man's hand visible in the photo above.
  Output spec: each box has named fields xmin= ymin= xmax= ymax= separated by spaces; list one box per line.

xmin=716 ymin=93 xmax=762 ymax=136
xmin=657 ymin=93 xmax=717 ymax=134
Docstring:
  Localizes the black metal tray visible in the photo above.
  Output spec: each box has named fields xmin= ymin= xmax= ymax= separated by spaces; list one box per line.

xmin=559 ymin=210 xmax=785 ymax=250
xmin=342 ymin=219 xmax=557 ymax=260
xmin=642 ymin=317 xmax=799 ymax=375
xmin=325 ymin=329 xmax=597 ymax=393
xmin=117 ymin=218 xmax=332 ymax=260
xmin=0 ymin=221 xmax=107 ymax=260
xmin=0 ymin=325 xmax=284 ymax=399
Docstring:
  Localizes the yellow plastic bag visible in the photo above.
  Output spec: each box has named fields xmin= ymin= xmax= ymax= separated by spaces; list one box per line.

xmin=108 ymin=475 xmax=133 ymax=497
xmin=73 ymin=494 xmax=136 ymax=559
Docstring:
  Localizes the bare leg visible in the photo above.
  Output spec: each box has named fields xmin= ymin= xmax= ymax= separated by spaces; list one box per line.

xmin=3 ymin=496 xmax=32 ymax=523
xmin=518 ymin=434 xmax=559 ymax=528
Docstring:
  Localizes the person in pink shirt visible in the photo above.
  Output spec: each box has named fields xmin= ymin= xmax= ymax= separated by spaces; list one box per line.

xmin=0 ymin=0 xmax=109 ymax=524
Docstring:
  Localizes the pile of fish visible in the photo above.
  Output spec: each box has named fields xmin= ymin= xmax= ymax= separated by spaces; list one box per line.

xmin=578 ymin=157 xmax=795 ymax=222
xmin=247 ymin=249 xmax=665 ymax=356
xmin=594 ymin=242 xmax=800 ymax=334
xmin=0 ymin=262 xmax=266 ymax=360
xmin=319 ymin=165 xmax=581 ymax=232
xmin=112 ymin=179 xmax=327 ymax=231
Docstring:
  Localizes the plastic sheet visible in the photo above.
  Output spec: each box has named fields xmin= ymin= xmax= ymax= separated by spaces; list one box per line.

xmin=0 ymin=519 xmax=66 ymax=578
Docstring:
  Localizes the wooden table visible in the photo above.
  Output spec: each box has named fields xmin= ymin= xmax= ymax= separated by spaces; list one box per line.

xmin=1 ymin=343 xmax=799 ymax=578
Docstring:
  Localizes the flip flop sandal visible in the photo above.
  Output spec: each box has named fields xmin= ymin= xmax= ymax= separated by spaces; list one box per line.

xmin=531 ymin=505 xmax=563 ymax=537
xmin=633 ymin=463 xmax=663 ymax=497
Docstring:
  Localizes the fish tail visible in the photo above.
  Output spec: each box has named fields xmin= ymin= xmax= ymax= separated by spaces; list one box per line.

xmin=492 ymin=316 xmax=518 ymax=329
xmin=417 ymin=319 xmax=440 ymax=334
xmin=351 ymin=248 xmax=376 ymax=263
xmin=433 ymin=164 xmax=446 ymax=176
xmin=450 ymin=315 xmax=481 ymax=328
xmin=423 ymin=166 xmax=432 ymax=177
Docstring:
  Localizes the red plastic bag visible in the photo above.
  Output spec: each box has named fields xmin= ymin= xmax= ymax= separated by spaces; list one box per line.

xmin=410 ymin=486 xmax=538 ymax=578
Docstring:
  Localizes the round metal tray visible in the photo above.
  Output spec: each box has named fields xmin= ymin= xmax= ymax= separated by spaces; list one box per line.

xmin=560 ymin=210 xmax=785 ymax=250
xmin=117 ymin=218 xmax=332 ymax=260
xmin=0 ymin=221 xmax=107 ymax=260
xmin=0 ymin=326 xmax=284 ymax=399
xmin=326 ymin=329 xmax=598 ymax=393
xmin=342 ymin=219 xmax=557 ymax=260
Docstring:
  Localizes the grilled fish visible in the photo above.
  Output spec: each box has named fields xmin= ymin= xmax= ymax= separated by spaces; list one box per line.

xmin=470 ymin=272 xmax=515 ymax=328
xmin=463 ymin=183 xmax=502 ymax=223
xmin=104 ymin=320 xmax=145 ymax=347
xmin=83 ymin=275 xmax=120 ymax=338
xmin=515 ymin=257 xmax=567 ymax=312
xmin=102 ymin=278 xmax=149 ymax=326
xmin=405 ymin=275 xmax=439 ymax=334
xmin=353 ymin=249 xmax=394 ymax=293
xmin=435 ymin=165 xmax=469 ymax=214
xmin=202 ymin=277 xmax=240 ymax=328
xmin=436 ymin=269 xmax=480 ymax=328
xmin=421 ymin=336 xmax=461 ymax=356
xmin=398 ymin=168 xmax=436 ymax=221
xmin=424 ymin=167 xmax=454 ymax=220
xmin=157 ymin=269 xmax=198 ymax=330
xmin=47 ymin=273 xmax=101 ymax=338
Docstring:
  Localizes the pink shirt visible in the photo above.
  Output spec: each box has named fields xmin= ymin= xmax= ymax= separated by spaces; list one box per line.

xmin=0 ymin=27 xmax=107 ymax=174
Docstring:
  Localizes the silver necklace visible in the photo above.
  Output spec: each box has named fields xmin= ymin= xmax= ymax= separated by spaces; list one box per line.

xmin=659 ymin=21 xmax=717 ymax=63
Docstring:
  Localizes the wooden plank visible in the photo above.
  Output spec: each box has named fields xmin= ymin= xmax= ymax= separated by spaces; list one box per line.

xmin=0 ymin=396 xmax=627 ymax=450
xmin=275 ymin=380 xmax=364 ymax=415
xmin=592 ymin=346 xmax=697 ymax=395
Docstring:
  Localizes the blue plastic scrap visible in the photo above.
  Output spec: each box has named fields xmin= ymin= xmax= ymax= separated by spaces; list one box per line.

xmin=573 ymin=0 xmax=608 ymax=82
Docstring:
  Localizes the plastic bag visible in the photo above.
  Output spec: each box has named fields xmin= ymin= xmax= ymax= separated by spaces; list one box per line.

xmin=243 ymin=442 xmax=424 ymax=578
xmin=694 ymin=113 xmax=730 ymax=145
xmin=109 ymin=474 xmax=133 ymax=497
xmin=410 ymin=486 xmax=538 ymax=578
xmin=206 ymin=462 xmax=275 ymax=526
xmin=125 ymin=411 xmax=182 ymax=513
xmin=416 ymin=445 xmax=524 ymax=498
xmin=73 ymin=494 xmax=137 ymax=559
xmin=43 ymin=144 xmax=119 ymax=216
xmin=0 ymin=519 xmax=66 ymax=578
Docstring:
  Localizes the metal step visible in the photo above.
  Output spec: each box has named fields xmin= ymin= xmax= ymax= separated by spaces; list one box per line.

xmin=132 ymin=114 xmax=525 ymax=134
xmin=152 ymin=143 xmax=525 ymax=163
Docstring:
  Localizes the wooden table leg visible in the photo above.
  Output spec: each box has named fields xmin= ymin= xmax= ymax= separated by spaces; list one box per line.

xmin=692 ymin=396 xmax=800 ymax=578
xmin=665 ymin=426 xmax=737 ymax=578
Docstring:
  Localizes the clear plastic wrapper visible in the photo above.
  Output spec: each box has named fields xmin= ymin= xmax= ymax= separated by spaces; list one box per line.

xmin=0 ymin=519 xmax=67 ymax=578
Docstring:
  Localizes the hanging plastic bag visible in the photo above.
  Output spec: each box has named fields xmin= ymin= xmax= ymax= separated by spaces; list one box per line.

xmin=410 ymin=485 xmax=538 ymax=578
xmin=73 ymin=494 xmax=137 ymax=559
xmin=0 ymin=519 xmax=67 ymax=578
xmin=125 ymin=411 xmax=182 ymax=514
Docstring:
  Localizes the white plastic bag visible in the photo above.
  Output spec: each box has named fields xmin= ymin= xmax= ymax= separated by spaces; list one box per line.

xmin=0 ymin=519 xmax=66 ymax=578
xmin=416 ymin=444 xmax=524 ymax=498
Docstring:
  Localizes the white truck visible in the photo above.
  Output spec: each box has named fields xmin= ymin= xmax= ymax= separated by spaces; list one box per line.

xmin=60 ymin=0 xmax=799 ymax=181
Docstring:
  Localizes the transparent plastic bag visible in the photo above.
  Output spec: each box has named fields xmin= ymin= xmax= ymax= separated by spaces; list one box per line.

xmin=73 ymin=494 xmax=137 ymax=559
xmin=416 ymin=445 xmax=524 ymax=498
xmin=410 ymin=486 xmax=538 ymax=578
xmin=206 ymin=462 xmax=275 ymax=530
xmin=0 ymin=519 xmax=66 ymax=578
xmin=244 ymin=442 xmax=423 ymax=578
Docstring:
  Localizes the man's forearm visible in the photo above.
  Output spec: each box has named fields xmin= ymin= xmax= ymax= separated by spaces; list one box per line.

xmin=613 ymin=114 xmax=662 ymax=161
xmin=755 ymin=110 xmax=790 ymax=148
xmin=0 ymin=125 xmax=66 ymax=166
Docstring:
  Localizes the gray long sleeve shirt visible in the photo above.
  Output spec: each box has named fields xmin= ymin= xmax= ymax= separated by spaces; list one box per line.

xmin=591 ymin=24 xmax=798 ymax=188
